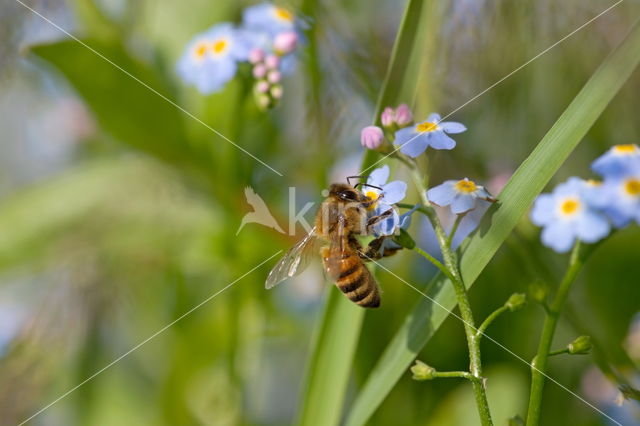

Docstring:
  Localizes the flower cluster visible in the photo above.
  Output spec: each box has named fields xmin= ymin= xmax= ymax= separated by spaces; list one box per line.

xmin=530 ymin=144 xmax=640 ymax=253
xmin=177 ymin=3 xmax=303 ymax=108
xmin=359 ymin=104 xmax=494 ymax=232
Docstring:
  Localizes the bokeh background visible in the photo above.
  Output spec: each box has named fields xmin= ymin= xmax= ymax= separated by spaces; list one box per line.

xmin=1 ymin=0 xmax=639 ymax=425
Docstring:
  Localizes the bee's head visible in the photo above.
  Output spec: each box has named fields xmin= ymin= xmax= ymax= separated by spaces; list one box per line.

xmin=328 ymin=183 xmax=365 ymax=203
xmin=328 ymin=182 xmax=382 ymax=205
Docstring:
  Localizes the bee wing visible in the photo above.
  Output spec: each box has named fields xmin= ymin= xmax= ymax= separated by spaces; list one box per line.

xmin=323 ymin=215 xmax=348 ymax=282
xmin=265 ymin=227 xmax=321 ymax=289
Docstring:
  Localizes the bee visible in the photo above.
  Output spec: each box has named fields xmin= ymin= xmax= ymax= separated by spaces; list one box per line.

xmin=266 ymin=179 xmax=399 ymax=308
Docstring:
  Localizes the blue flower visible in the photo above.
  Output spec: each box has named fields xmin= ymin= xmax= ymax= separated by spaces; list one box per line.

xmin=591 ymin=144 xmax=640 ymax=178
xmin=177 ymin=24 xmax=251 ymax=94
xmin=530 ymin=177 xmax=611 ymax=253
xmin=587 ymin=173 xmax=640 ymax=228
xmin=242 ymin=3 xmax=297 ymax=37
xmin=365 ymin=165 xmax=407 ymax=236
xmin=427 ymin=178 xmax=496 ymax=214
xmin=394 ymin=113 xmax=466 ymax=158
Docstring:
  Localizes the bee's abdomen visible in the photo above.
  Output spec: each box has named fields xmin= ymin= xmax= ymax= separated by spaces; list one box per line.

xmin=334 ymin=253 xmax=380 ymax=308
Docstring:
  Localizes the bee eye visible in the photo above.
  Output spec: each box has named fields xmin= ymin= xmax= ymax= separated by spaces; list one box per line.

xmin=340 ymin=191 xmax=358 ymax=201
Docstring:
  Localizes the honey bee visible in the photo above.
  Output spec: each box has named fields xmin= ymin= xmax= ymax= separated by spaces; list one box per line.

xmin=266 ymin=179 xmax=399 ymax=308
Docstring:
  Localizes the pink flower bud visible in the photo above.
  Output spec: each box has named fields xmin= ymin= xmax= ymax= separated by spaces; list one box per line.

xmin=360 ymin=125 xmax=384 ymax=150
xmin=274 ymin=31 xmax=298 ymax=55
xmin=267 ymin=70 xmax=281 ymax=84
xmin=249 ymin=48 xmax=265 ymax=64
xmin=395 ymin=103 xmax=413 ymax=127
xmin=270 ymin=85 xmax=283 ymax=99
xmin=253 ymin=63 xmax=267 ymax=79
xmin=381 ymin=107 xmax=395 ymax=127
xmin=256 ymin=80 xmax=270 ymax=93
xmin=265 ymin=54 xmax=280 ymax=69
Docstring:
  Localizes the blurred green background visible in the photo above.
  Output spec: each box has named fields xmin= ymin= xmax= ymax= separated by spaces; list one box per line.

xmin=1 ymin=0 xmax=639 ymax=425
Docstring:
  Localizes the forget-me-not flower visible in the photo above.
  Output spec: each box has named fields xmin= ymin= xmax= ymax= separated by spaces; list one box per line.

xmin=177 ymin=24 xmax=251 ymax=94
xmin=530 ymin=177 xmax=611 ymax=253
xmin=427 ymin=178 xmax=496 ymax=214
xmin=591 ymin=144 xmax=640 ymax=178
xmin=394 ymin=113 xmax=466 ymax=158
xmin=242 ymin=3 xmax=297 ymax=36
xmin=588 ymin=172 xmax=640 ymax=228
xmin=364 ymin=165 xmax=407 ymax=236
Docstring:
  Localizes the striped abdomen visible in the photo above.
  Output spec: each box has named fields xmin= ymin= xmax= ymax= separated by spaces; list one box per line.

xmin=322 ymin=247 xmax=380 ymax=308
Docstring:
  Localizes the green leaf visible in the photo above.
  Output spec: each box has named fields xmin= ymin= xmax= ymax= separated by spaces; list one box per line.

xmin=345 ymin=17 xmax=640 ymax=426
xmin=296 ymin=1 xmax=429 ymax=425
xmin=29 ymin=39 xmax=194 ymax=167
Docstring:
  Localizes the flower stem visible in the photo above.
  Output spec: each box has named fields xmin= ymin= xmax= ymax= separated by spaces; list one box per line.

xmin=447 ymin=214 xmax=465 ymax=248
xmin=406 ymin=157 xmax=493 ymax=426
xmin=434 ymin=371 xmax=475 ymax=380
xmin=475 ymin=305 xmax=509 ymax=343
xmin=413 ymin=246 xmax=456 ymax=283
xmin=526 ymin=241 xmax=592 ymax=425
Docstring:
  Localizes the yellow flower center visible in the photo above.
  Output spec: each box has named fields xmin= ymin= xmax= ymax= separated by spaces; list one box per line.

xmin=365 ymin=190 xmax=380 ymax=210
xmin=560 ymin=198 xmax=581 ymax=216
xmin=212 ymin=39 xmax=228 ymax=55
xmin=624 ymin=178 xmax=640 ymax=196
xmin=416 ymin=121 xmax=438 ymax=133
xmin=274 ymin=7 xmax=294 ymax=21
xmin=454 ymin=179 xmax=477 ymax=193
xmin=194 ymin=42 xmax=208 ymax=59
xmin=613 ymin=144 xmax=638 ymax=155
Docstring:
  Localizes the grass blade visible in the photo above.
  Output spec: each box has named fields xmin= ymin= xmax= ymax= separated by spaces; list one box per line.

xmin=345 ymin=16 xmax=640 ymax=426
xmin=296 ymin=1 xmax=428 ymax=425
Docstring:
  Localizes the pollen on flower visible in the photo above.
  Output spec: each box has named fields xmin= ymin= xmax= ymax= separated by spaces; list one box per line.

xmin=274 ymin=7 xmax=294 ymax=21
xmin=454 ymin=179 xmax=477 ymax=193
xmin=365 ymin=190 xmax=380 ymax=210
xmin=613 ymin=144 xmax=639 ymax=155
xmin=193 ymin=42 xmax=208 ymax=59
xmin=212 ymin=39 xmax=228 ymax=55
xmin=624 ymin=178 xmax=640 ymax=196
xmin=586 ymin=179 xmax=602 ymax=187
xmin=416 ymin=121 xmax=438 ymax=133
xmin=559 ymin=198 xmax=581 ymax=216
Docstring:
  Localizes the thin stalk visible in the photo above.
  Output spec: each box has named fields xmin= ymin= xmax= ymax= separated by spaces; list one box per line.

xmin=475 ymin=305 xmax=509 ymax=343
xmin=413 ymin=246 xmax=456 ymax=282
xmin=526 ymin=241 xmax=591 ymax=425
xmin=547 ymin=348 xmax=570 ymax=357
xmin=447 ymin=214 xmax=465 ymax=248
xmin=407 ymin=159 xmax=493 ymax=426
xmin=434 ymin=371 xmax=475 ymax=380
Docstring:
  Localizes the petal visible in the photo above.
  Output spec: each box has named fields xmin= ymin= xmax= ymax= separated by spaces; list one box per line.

xmin=427 ymin=181 xmax=457 ymax=206
xmin=394 ymin=126 xmax=416 ymax=145
xmin=427 ymin=112 xmax=441 ymax=123
xmin=373 ymin=205 xmax=399 ymax=236
xmin=381 ymin=180 xmax=407 ymax=204
xmin=367 ymin=165 xmax=390 ymax=187
xmin=530 ymin=194 xmax=556 ymax=226
xmin=427 ymin=131 xmax=456 ymax=150
xmin=541 ymin=221 xmax=576 ymax=253
xmin=451 ymin=193 xmax=477 ymax=214
xmin=576 ymin=211 xmax=610 ymax=243
xmin=399 ymin=133 xmax=429 ymax=158
xmin=398 ymin=205 xmax=419 ymax=230
xmin=439 ymin=121 xmax=467 ymax=134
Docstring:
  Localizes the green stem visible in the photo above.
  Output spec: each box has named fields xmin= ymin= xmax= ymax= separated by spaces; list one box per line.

xmin=447 ymin=214 xmax=465 ymax=248
xmin=413 ymin=246 xmax=455 ymax=282
xmin=547 ymin=348 xmax=570 ymax=357
xmin=434 ymin=371 xmax=475 ymax=380
xmin=407 ymin=159 xmax=493 ymax=426
xmin=475 ymin=305 xmax=509 ymax=343
xmin=526 ymin=241 xmax=590 ymax=425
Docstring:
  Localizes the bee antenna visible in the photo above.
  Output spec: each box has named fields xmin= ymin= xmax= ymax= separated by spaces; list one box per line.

xmin=356 ymin=183 xmax=383 ymax=191
xmin=347 ymin=175 xmax=369 ymax=186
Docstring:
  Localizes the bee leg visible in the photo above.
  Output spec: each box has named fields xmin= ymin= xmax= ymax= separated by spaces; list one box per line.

xmin=359 ymin=236 xmax=401 ymax=261
xmin=365 ymin=209 xmax=393 ymax=234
